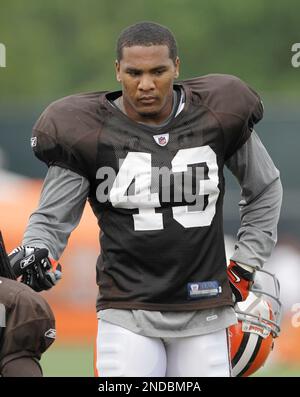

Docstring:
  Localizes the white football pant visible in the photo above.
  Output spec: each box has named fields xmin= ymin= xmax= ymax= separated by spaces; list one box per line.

xmin=96 ymin=319 xmax=230 ymax=377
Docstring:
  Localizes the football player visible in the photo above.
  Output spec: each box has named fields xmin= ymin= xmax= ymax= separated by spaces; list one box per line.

xmin=10 ymin=22 xmax=282 ymax=376
xmin=0 ymin=232 xmax=56 ymax=377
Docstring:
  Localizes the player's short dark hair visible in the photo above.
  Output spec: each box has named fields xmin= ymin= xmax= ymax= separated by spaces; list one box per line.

xmin=116 ymin=21 xmax=178 ymax=64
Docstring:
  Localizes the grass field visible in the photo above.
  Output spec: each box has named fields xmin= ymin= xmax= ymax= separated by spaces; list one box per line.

xmin=40 ymin=343 xmax=300 ymax=377
xmin=41 ymin=344 xmax=94 ymax=377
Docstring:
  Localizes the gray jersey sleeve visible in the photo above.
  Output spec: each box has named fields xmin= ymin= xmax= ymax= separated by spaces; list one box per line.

xmin=225 ymin=130 xmax=283 ymax=269
xmin=22 ymin=166 xmax=90 ymax=260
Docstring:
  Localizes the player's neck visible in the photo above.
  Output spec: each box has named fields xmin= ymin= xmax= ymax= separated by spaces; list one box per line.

xmin=118 ymin=92 xmax=175 ymax=126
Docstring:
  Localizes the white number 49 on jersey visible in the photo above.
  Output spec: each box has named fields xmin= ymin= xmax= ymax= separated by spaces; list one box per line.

xmin=109 ymin=146 xmax=220 ymax=231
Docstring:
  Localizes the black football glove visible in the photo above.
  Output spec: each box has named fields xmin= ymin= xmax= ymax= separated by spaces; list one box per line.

xmin=227 ymin=260 xmax=255 ymax=303
xmin=9 ymin=246 xmax=62 ymax=292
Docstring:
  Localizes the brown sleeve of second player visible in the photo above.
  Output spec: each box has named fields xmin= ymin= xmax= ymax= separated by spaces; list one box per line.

xmin=0 ymin=288 xmax=55 ymax=371
xmin=1 ymin=356 xmax=43 ymax=377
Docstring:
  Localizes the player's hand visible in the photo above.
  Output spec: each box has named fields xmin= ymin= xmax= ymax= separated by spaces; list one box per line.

xmin=227 ymin=260 xmax=255 ymax=303
xmin=8 ymin=246 xmax=62 ymax=292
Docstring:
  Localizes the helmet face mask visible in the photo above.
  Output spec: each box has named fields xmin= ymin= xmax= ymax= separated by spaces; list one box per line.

xmin=229 ymin=269 xmax=282 ymax=377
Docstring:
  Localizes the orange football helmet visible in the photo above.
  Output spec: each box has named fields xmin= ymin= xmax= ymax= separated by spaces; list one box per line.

xmin=229 ymin=268 xmax=282 ymax=377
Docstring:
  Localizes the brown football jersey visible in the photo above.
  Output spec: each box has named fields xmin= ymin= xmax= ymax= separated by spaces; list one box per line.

xmin=31 ymin=74 xmax=263 ymax=312
xmin=0 ymin=277 xmax=55 ymax=371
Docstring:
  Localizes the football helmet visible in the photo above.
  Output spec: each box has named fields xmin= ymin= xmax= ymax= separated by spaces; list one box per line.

xmin=229 ymin=268 xmax=282 ymax=377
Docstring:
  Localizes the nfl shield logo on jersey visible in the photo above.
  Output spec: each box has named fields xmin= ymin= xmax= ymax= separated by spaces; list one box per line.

xmin=153 ymin=133 xmax=169 ymax=146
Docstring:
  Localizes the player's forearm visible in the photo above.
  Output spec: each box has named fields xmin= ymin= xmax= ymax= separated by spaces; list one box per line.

xmin=226 ymin=130 xmax=283 ymax=268
xmin=230 ymin=177 xmax=282 ymax=268
xmin=22 ymin=166 xmax=89 ymax=260
xmin=22 ymin=214 xmax=73 ymax=260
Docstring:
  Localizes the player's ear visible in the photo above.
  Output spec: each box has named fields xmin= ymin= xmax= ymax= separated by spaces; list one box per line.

xmin=174 ymin=57 xmax=180 ymax=79
xmin=115 ymin=60 xmax=121 ymax=83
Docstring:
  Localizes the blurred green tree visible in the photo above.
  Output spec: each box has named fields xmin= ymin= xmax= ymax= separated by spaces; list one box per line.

xmin=0 ymin=0 xmax=299 ymax=101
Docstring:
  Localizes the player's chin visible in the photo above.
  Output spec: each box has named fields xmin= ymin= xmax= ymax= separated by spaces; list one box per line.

xmin=136 ymin=104 xmax=161 ymax=117
xmin=138 ymin=110 xmax=160 ymax=118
